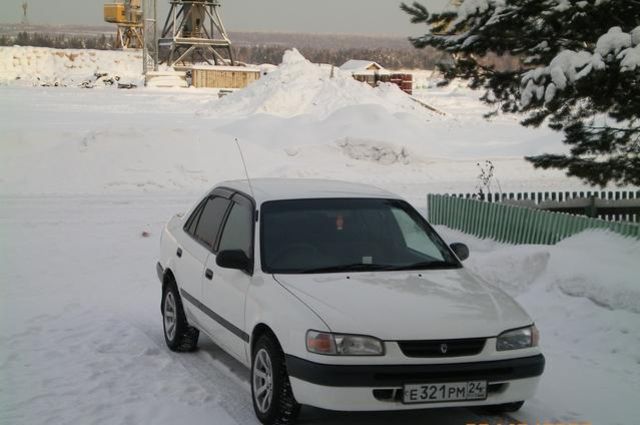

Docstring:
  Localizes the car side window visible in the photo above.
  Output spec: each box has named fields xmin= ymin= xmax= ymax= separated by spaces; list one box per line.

xmin=185 ymin=200 xmax=206 ymax=236
xmin=193 ymin=196 xmax=231 ymax=249
xmin=218 ymin=201 xmax=253 ymax=260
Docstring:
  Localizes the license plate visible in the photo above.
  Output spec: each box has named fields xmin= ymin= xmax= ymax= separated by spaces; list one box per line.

xmin=403 ymin=381 xmax=487 ymax=404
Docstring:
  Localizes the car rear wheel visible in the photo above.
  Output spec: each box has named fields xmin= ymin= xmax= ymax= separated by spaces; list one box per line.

xmin=162 ymin=282 xmax=199 ymax=352
xmin=251 ymin=334 xmax=300 ymax=425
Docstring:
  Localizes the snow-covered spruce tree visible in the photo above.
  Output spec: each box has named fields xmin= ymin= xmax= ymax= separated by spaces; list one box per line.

xmin=402 ymin=0 xmax=640 ymax=186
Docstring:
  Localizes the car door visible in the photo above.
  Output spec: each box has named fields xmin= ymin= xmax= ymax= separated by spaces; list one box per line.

xmin=176 ymin=193 xmax=231 ymax=328
xmin=202 ymin=193 xmax=254 ymax=362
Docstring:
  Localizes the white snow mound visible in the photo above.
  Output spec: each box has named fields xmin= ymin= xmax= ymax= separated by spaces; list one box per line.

xmin=0 ymin=46 xmax=144 ymax=87
xmin=450 ymin=228 xmax=640 ymax=314
xmin=206 ymin=49 xmax=430 ymax=119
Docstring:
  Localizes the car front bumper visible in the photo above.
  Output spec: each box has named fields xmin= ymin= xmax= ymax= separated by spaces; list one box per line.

xmin=286 ymin=354 xmax=544 ymax=411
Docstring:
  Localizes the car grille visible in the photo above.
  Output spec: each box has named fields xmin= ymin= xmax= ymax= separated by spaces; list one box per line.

xmin=398 ymin=338 xmax=486 ymax=358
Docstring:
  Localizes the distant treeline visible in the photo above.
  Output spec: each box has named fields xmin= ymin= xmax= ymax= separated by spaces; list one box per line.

xmin=234 ymin=45 xmax=449 ymax=69
xmin=1 ymin=32 xmax=116 ymax=50
xmin=0 ymin=31 xmax=519 ymax=71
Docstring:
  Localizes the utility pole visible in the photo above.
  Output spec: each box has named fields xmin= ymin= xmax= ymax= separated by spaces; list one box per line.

xmin=143 ymin=0 xmax=158 ymax=76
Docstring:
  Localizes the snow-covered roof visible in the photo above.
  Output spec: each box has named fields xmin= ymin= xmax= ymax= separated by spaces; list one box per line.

xmin=215 ymin=178 xmax=397 ymax=204
xmin=340 ymin=60 xmax=385 ymax=73
xmin=190 ymin=65 xmax=260 ymax=72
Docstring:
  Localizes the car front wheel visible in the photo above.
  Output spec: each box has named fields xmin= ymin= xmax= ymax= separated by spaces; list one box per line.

xmin=251 ymin=334 xmax=300 ymax=425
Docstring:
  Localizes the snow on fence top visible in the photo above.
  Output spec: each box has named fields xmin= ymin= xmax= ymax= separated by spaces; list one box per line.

xmin=206 ymin=49 xmax=435 ymax=120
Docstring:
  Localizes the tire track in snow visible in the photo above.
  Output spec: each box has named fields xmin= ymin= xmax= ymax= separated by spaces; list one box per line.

xmin=129 ymin=317 xmax=259 ymax=425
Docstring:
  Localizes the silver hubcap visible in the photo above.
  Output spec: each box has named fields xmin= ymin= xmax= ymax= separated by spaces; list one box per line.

xmin=164 ymin=292 xmax=177 ymax=341
xmin=253 ymin=348 xmax=274 ymax=413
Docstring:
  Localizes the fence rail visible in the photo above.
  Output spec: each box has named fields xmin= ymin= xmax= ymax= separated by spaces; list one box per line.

xmin=427 ymin=194 xmax=640 ymax=245
xmin=449 ymin=190 xmax=640 ymax=223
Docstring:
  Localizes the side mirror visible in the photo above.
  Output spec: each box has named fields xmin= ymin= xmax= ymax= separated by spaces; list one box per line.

xmin=216 ymin=250 xmax=251 ymax=273
xmin=450 ymin=243 xmax=470 ymax=261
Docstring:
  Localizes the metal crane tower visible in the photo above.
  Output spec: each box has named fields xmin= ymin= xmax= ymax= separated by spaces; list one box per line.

xmin=159 ymin=0 xmax=235 ymax=69
xmin=21 ymin=2 xmax=29 ymax=25
xmin=104 ymin=0 xmax=144 ymax=49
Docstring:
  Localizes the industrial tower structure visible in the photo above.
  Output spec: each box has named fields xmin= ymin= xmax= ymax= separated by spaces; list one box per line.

xmin=21 ymin=2 xmax=29 ymax=25
xmin=104 ymin=0 xmax=144 ymax=49
xmin=159 ymin=0 xmax=235 ymax=69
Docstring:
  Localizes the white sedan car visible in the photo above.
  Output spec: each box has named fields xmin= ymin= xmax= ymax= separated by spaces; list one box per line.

xmin=156 ymin=179 xmax=544 ymax=424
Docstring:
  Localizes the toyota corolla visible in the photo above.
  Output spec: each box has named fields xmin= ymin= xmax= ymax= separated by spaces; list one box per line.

xmin=156 ymin=179 xmax=544 ymax=425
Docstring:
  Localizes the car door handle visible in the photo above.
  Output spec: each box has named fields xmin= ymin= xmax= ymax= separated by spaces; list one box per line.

xmin=176 ymin=248 xmax=182 ymax=258
xmin=205 ymin=269 xmax=213 ymax=280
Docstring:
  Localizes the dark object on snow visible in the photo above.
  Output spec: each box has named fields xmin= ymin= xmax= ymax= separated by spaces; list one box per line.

xmin=118 ymin=83 xmax=137 ymax=89
xmin=141 ymin=231 xmax=151 ymax=238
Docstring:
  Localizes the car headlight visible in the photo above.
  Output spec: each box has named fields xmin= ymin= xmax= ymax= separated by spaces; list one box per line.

xmin=306 ymin=330 xmax=384 ymax=356
xmin=496 ymin=325 xmax=539 ymax=351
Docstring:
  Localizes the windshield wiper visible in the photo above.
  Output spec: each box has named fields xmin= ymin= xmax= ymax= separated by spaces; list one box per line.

xmin=299 ymin=263 xmax=398 ymax=274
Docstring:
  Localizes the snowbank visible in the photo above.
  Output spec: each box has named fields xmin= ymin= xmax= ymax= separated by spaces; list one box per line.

xmin=550 ymin=231 xmax=640 ymax=313
xmin=438 ymin=227 xmax=640 ymax=424
xmin=0 ymin=46 xmax=144 ymax=87
xmin=443 ymin=227 xmax=640 ymax=314
xmin=206 ymin=49 xmax=429 ymax=119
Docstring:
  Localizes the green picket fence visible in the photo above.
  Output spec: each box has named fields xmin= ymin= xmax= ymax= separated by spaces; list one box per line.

xmin=427 ymin=194 xmax=640 ymax=244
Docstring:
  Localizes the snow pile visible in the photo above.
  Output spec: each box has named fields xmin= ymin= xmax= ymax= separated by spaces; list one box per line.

xmin=206 ymin=49 xmax=427 ymax=119
xmin=0 ymin=79 xmax=592 ymax=196
xmin=521 ymin=26 xmax=640 ymax=105
xmin=0 ymin=46 xmax=144 ymax=87
xmin=337 ymin=137 xmax=411 ymax=165
xmin=438 ymin=227 xmax=640 ymax=424
xmin=460 ymin=229 xmax=640 ymax=314
xmin=549 ymin=231 xmax=640 ymax=313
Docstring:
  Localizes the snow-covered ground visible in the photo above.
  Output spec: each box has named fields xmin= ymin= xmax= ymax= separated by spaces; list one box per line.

xmin=1 ymin=46 xmax=638 ymax=425
xmin=438 ymin=227 xmax=640 ymax=425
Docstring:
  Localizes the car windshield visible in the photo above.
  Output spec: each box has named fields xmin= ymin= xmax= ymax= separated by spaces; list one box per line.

xmin=260 ymin=198 xmax=461 ymax=274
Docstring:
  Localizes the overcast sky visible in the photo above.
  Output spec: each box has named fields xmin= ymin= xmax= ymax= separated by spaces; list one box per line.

xmin=1 ymin=0 xmax=450 ymax=36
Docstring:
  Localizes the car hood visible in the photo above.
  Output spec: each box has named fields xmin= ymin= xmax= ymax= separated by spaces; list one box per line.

xmin=273 ymin=269 xmax=532 ymax=341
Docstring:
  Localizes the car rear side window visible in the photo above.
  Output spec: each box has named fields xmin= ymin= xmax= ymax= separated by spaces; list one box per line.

xmin=194 ymin=197 xmax=231 ymax=249
xmin=185 ymin=200 xmax=206 ymax=236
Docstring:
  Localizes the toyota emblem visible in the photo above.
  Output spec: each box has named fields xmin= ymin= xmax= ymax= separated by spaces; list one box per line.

xmin=440 ymin=343 xmax=448 ymax=354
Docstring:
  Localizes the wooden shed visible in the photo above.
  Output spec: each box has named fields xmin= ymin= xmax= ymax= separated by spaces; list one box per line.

xmin=340 ymin=60 xmax=413 ymax=95
xmin=190 ymin=66 xmax=261 ymax=89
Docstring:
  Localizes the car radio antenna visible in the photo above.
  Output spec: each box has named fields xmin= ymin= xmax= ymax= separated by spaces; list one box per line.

xmin=234 ymin=138 xmax=255 ymax=198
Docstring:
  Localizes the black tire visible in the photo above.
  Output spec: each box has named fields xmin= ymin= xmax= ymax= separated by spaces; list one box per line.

xmin=485 ymin=400 xmax=525 ymax=414
xmin=251 ymin=334 xmax=300 ymax=425
xmin=162 ymin=282 xmax=199 ymax=352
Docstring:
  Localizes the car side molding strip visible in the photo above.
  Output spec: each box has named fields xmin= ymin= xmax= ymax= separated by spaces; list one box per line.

xmin=180 ymin=289 xmax=250 ymax=343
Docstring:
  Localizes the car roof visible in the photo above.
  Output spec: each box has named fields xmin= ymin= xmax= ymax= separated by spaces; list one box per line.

xmin=214 ymin=178 xmax=398 ymax=204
